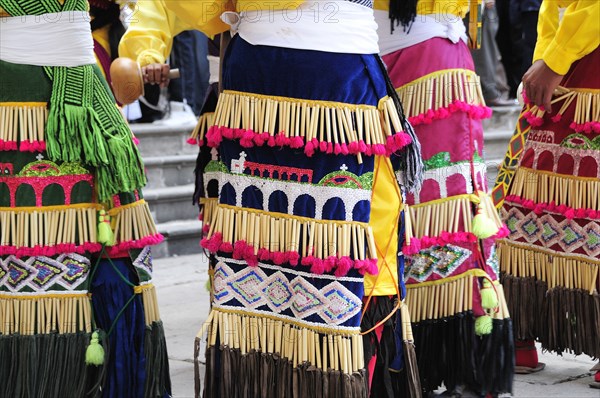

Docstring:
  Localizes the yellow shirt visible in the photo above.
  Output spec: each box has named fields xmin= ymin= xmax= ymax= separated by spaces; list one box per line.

xmin=120 ymin=0 xmax=303 ymax=66
xmin=119 ymin=1 xmax=199 ymax=66
xmin=374 ymin=0 xmax=470 ymax=18
xmin=533 ymin=0 xmax=600 ymax=75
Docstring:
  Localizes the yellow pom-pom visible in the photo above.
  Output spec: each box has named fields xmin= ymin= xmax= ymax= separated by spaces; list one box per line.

xmin=475 ymin=314 xmax=493 ymax=336
xmin=85 ymin=331 xmax=105 ymax=366
xmin=480 ymin=279 xmax=499 ymax=309
xmin=98 ymin=210 xmax=115 ymax=246
xmin=472 ymin=205 xmax=498 ymax=239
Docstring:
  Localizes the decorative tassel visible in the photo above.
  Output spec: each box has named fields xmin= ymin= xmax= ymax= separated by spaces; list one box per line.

xmin=480 ymin=279 xmax=499 ymax=310
xmin=85 ymin=330 xmax=105 ymax=366
xmin=472 ymin=203 xmax=498 ymax=239
xmin=98 ymin=210 xmax=115 ymax=246
xmin=475 ymin=314 xmax=493 ymax=336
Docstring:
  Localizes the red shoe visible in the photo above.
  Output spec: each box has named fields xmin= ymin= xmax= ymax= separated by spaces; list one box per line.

xmin=514 ymin=340 xmax=545 ymax=374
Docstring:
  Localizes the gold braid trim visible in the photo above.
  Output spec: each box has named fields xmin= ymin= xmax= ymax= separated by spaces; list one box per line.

xmin=406 ymin=192 xmax=502 ymax=240
xmin=0 ymin=294 xmax=92 ymax=335
xmin=213 ymin=90 xmax=404 ymax=147
xmin=199 ymin=308 xmax=364 ymax=374
xmin=0 ymin=205 xmax=100 ymax=248
xmin=396 ymin=69 xmax=486 ymax=118
xmin=206 ymin=204 xmax=376 ymax=261
xmin=0 ymin=102 xmax=48 ymax=145
xmin=108 ymin=199 xmax=159 ymax=244
xmin=509 ymin=167 xmax=600 ymax=211
xmin=499 ymin=240 xmax=599 ymax=294
xmin=190 ymin=112 xmax=215 ymax=142
xmin=525 ymin=86 xmax=600 ymax=125
xmin=406 ymin=271 xmax=510 ymax=323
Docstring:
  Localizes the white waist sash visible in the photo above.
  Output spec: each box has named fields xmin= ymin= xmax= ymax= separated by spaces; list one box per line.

xmin=222 ymin=0 xmax=379 ymax=54
xmin=0 ymin=11 xmax=95 ymax=67
xmin=375 ymin=10 xmax=467 ymax=56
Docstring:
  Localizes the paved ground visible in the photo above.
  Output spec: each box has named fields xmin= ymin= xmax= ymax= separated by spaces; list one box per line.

xmin=153 ymin=253 xmax=599 ymax=398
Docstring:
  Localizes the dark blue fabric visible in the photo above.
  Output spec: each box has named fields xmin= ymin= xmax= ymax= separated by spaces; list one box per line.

xmin=218 ymin=256 xmax=365 ymax=328
xmin=218 ymin=140 xmax=374 ymax=222
xmin=169 ymin=30 xmax=210 ymax=115
xmin=91 ymin=258 xmax=146 ymax=398
xmin=222 ymin=35 xmax=387 ymax=106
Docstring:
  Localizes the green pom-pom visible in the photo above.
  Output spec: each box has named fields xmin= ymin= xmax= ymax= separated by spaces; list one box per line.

xmin=472 ymin=207 xmax=498 ymax=239
xmin=98 ymin=210 xmax=115 ymax=246
xmin=85 ymin=331 xmax=105 ymax=366
xmin=204 ymin=277 xmax=212 ymax=293
xmin=480 ymin=279 xmax=499 ymax=310
xmin=475 ymin=315 xmax=493 ymax=336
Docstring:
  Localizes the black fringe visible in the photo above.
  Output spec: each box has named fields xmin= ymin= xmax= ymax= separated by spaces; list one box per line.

xmin=202 ymin=343 xmax=368 ymax=397
xmin=502 ymin=273 xmax=600 ymax=358
xmin=0 ymin=332 xmax=105 ymax=398
xmin=362 ymin=297 xmax=422 ymax=398
xmin=411 ymin=312 xmax=514 ymax=395
xmin=374 ymin=56 xmax=424 ymax=193
xmin=388 ymin=0 xmax=418 ymax=33
xmin=144 ymin=321 xmax=172 ymax=398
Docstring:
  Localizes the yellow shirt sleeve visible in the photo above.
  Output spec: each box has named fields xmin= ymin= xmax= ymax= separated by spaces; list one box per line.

xmin=118 ymin=0 xmax=193 ymax=67
xmin=534 ymin=0 xmax=600 ymax=75
xmin=163 ymin=0 xmax=304 ymax=35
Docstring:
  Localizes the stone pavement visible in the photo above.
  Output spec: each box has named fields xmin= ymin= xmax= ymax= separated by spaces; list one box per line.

xmin=153 ymin=253 xmax=599 ymax=398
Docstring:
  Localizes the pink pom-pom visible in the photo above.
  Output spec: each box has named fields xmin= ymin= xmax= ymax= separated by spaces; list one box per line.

xmin=246 ymin=255 xmax=259 ymax=267
xmin=551 ymin=114 xmax=562 ymax=123
xmin=187 ymin=137 xmax=198 ymax=145
xmin=272 ymin=251 xmax=286 ymax=265
xmin=305 ymin=141 xmax=316 ymax=157
xmin=290 ymin=136 xmax=304 ymax=148
xmin=258 ymin=248 xmax=270 ymax=261
xmin=240 ymin=130 xmax=255 ymax=147
xmin=220 ymin=242 xmax=234 ymax=253
xmin=275 ymin=134 xmax=287 ymax=146
xmin=288 ymin=251 xmax=300 ymax=266
xmin=372 ymin=144 xmax=386 ymax=155
xmin=340 ymin=143 xmax=349 ymax=155
xmin=202 ymin=224 xmax=210 ymax=234
xmin=365 ymin=259 xmax=379 ymax=275
xmin=327 ymin=142 xmax=334 ymax=154
xmin=438 ymin=107 xmax=450 ymax=119
xmin=348 ymin=141 xmax=359 ymax=153
xmin=319 ymin=141 xmax=328 ymax=152
xmin=310 ymin=258 xmax=325 ymax=274
xmin=267 ymin=136 xmax=277 ymax=147
xmin=324 ymin=256 xmax=337 ymax=273
xmin=358 ymin=140 xmax=367 ymax=153
xmin=206 ymin=127 xmax=222 ymax=147
xmin=333 ymin=143 xmax=342 ymax=155
xmin=301 ymin=255 xmax=314 ymax=267
xmin=564 ymin=208 xmax=576 ymax=219
xmin=222 ymin=127 xmax=235 ymax=140
xmin=233 ymin=240 xmax=246 ymax=259
xmin=589 ymin=210 xmax=598 ymax=218
xmin=243 ymin=244 xmax=255 ymax=259
xmin=335 ymin=256 xmax=353 ymax=277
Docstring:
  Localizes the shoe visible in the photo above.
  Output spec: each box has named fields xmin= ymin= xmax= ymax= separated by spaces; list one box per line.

xmin=514 ymin=362 xmax=546 ymax=374
xmin=487 ymin=97 xmax=519 ymax=107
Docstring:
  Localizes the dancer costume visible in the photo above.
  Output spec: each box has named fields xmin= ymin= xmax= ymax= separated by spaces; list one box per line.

xmin=157 ymin=0 xmax=425 ymax=396
xmin=374 ymin=0 xmax=514 ymax=394
xmin=497 ymin=0 xmax=600 ymax=359
xmin=0 ymin=0 xmax=171 ymax=396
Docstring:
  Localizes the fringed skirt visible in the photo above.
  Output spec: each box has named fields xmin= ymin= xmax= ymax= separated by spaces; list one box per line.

xmin=382 ymin=37 xmax=514 ymax=395
xmin=196 ymin=35 xmax=418 ymax=398
xmin=0 ymin=59 xmax=171 ymax=397
xmin=499 ymin=46 xmax=600 ymax=358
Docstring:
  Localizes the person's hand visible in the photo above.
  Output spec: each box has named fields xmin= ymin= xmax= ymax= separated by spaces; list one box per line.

xmin=484 ymin=0 xmax=495 ymax=9
xmin=522 ymin=60 xmax=564 ymax=112
xmin=142 ymin=63 xmax=170 ymax=88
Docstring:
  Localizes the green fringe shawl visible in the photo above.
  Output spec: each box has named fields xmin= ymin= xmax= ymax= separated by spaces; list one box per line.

xmin=1 ymin=0 xmax=146 ymax=203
